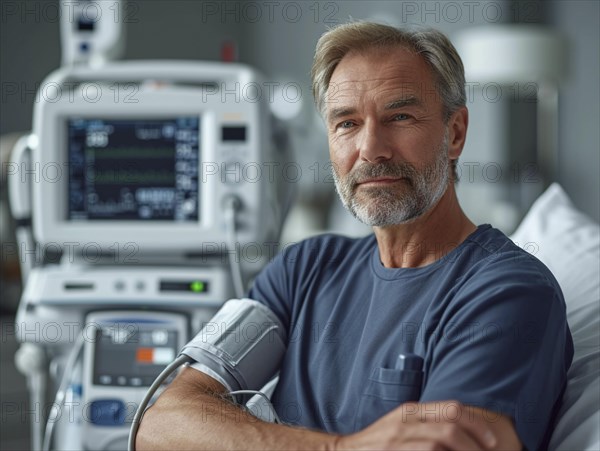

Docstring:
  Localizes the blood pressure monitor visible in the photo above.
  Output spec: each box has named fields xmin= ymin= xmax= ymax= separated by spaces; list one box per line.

xmin=82 ymin=311 xmax=187 ymax=450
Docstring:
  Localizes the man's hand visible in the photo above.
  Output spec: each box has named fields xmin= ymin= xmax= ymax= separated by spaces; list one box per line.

xmin=335 ymin=401 xmax=521 ymax=451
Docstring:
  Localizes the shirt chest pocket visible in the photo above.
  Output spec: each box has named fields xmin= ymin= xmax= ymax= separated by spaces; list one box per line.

xmin=354 ymin=367 xmax=423 ymax=431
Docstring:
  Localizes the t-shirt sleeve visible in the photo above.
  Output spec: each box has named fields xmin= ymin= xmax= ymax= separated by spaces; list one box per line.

xmin=248 ymin=235 xmax=354 ymax=336
xmin=419 ymin=256 xmax=573 ymax=451
xmin=247 ymin=243 xmax=298 ymax=334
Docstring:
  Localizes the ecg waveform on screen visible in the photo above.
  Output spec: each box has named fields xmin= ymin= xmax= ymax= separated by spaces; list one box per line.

xmin=86 ymin=201 xmax=137 ymax=215
xmin=86 ymin=147 xmax=176 ymax=159
xmin=89 ymin=170 xmax=176 ymax=185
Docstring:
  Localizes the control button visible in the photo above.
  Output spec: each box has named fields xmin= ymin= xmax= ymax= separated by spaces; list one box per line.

xmin=234 ymin=147 xmax=249 ymax=158
xmin=99 ymin=375 xmax=112 ymax=385
xmin=114 ymin=280 xmax=125 ymax=291
xmin=221 ymin=147 xmax=236 ymax=158
xmin=130 ymin=377 xmax=142 ymax=387
xmin=117 ymin=376 xmax=127 ymax=386
xmin=223 ymin=161 xmax=241 ymax=184
xmin=136 ymin=281 xmax=145 ymax=291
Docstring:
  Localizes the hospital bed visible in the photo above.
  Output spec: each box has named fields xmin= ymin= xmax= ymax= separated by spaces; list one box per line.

xmin=510 ymin=183 xmax=599 ymax=450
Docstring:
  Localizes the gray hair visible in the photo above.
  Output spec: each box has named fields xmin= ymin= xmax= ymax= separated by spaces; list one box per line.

xmin=311 ymin=21 xmax=466 ymax=122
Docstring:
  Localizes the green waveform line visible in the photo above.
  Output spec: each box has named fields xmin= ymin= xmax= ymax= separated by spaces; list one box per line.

xmin=91 ymin=171 xmax=176 ymax=184
xmin=85 ymin=147 xmax=177 ymax=159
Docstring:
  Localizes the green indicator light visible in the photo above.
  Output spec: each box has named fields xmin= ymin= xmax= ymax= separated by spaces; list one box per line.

xmin=190 ymin=281 xmax=204 ymax=293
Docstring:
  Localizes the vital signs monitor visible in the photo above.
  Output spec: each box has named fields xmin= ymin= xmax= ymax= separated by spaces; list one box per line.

xmin=29 ymin=61 xmax=287 ymax=254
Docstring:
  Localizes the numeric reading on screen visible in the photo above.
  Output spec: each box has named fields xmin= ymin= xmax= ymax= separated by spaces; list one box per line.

xmin=93 ymin=326 xmax=178 ymax=387
xmin=68 ymin=117 xmax=200 ymax=221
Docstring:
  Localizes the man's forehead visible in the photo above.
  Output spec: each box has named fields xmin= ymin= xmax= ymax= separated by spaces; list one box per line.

xmin=325 ymin=48 xmax=438 ymax=107
xmin=324 ymin=76 xmax=438 ymax=117
xmin=328 ymin=76 xmax=427 ymax=99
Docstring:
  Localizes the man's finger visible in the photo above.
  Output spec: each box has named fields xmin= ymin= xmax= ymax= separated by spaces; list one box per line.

xmin=408 ymin=421 xmax=490 ymax=450
xmin=432 ymin=402 xmax=498 ymax=450
xmin=396 ymin=401 xmax=497 ymax=450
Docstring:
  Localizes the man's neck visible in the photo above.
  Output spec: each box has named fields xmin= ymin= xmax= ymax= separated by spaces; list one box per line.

xmin=373 ymin=185 xmax=477 ymax=268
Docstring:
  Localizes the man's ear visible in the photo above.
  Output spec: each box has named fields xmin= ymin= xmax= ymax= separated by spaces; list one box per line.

xmin=448 ymin=106 xmax=468 ymax=160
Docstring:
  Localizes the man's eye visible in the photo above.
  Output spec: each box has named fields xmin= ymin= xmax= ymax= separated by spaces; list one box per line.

xmin=338 ymin=120 xmax=355 ymax=129
xmin=393 ymin=114 xmax=409 ymax=121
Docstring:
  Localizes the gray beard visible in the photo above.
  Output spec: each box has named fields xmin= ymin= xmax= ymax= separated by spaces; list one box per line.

xmin=333 ymin=131 xmax=450 ymax=227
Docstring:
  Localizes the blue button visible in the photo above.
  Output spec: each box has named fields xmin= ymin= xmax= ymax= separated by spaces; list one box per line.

xmin=89 ymin=400 xmax=126 ymax=426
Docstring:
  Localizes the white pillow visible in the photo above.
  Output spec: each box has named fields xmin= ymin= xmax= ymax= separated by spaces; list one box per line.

xmin=510 ymin=183 xmax=600 ymax=451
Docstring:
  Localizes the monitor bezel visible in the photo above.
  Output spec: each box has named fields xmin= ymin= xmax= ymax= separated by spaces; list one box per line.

xmin=33 ymin=100 xmax=221 ymax=252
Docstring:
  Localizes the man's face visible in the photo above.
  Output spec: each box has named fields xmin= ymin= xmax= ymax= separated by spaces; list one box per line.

xmin=326 ymin=47 xmax=452 ymax=226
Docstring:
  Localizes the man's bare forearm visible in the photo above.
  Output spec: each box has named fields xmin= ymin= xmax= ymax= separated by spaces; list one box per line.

xmin=136 ymin=367 xmax=520 ymax=451
xmin=136 ymin=367 xmax=339 ymax=451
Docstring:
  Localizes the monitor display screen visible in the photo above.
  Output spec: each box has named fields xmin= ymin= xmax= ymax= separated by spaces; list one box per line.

xmin=92 ymin=326 xmax=179 ymax=387
xmin=67 ymin=117 xmax=200 ymax=221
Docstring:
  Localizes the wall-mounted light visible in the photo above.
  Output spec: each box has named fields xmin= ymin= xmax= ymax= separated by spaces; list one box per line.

xmin=454 ymin=24 xmax=566 ymax=184
xmin=452 ymin=25 xmax=566 ymax=232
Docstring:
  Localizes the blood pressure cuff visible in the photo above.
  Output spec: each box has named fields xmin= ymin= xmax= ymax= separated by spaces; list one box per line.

xmin=181 ymin=299 xmax=287 ymax=392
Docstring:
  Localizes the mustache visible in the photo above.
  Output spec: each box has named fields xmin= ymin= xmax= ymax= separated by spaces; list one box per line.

xmin=345 ymin=162 xmax=417 ymax=187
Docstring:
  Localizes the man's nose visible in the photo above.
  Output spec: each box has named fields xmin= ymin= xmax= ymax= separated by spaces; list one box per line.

xmin=357 ymin=121 xmax=393 ymax=163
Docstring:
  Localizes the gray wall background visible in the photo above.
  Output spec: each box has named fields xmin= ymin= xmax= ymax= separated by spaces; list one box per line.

xmin=1 ymin=0 xmax=598 ymax=223
xmin=546 ymin=0 xmax=599 ymax=222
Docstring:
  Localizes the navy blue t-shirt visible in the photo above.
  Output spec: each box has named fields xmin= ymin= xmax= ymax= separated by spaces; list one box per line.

xmin=248 ymin=225 xmax=573 ymax=451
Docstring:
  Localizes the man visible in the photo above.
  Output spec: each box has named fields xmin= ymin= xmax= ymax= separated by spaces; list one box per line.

xmin=137 ymin=22 xmax=572 ymax=450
